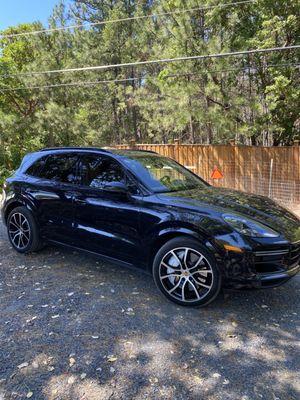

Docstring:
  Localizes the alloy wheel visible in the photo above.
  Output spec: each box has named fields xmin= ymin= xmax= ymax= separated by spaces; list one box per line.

xmin=159 ymin=247 xmax=214 ymax=303
xmin=8 ymin=212 xmax=31 ymax=250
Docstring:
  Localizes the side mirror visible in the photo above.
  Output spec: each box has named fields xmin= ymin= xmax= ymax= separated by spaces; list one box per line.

xmin=102 ymin=181 xmax=129 ymax=194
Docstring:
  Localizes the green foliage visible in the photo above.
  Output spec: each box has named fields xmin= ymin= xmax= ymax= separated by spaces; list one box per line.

xmin=0 ymin=0 xmax=299 ymax=177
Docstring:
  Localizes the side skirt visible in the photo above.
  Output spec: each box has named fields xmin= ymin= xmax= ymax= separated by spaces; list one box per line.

xmin=47 ymin=239 xmax=151 ymax=276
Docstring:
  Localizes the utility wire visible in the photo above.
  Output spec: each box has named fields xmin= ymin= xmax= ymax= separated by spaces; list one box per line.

xmin=0 ymin=63 xmax=298 ymax=92
xmin=0 ymin=1 xmax=256 ymax=39
xmin=1 ymin=45 xmax=299 ymax=79
xmin=0 ymin=77 xmax=138 ymax=91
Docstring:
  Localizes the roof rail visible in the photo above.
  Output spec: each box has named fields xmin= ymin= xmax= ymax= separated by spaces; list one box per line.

xmin=112 ymin=148 xmax=158 ymax=154
xmin=39 ymin=146 xmax=112 ymax=153
xmin=39 ymin=146 xmax=158 ymax=155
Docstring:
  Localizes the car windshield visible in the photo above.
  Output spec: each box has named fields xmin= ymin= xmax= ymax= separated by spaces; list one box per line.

xmin=122 ymin=153 xmax=208 ymax=193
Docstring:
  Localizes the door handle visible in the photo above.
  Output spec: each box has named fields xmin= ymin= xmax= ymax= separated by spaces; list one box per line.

xmin=65 ymin=191 xmax=86 ymax=204
xmin=74 ymin=197 xmax=86 ymax=205
xmin=74 ymin=197 xmax=87 ymax=205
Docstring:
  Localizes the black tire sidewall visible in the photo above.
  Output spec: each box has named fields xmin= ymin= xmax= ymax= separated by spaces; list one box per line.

xmin=7 ymin=206 xmax=40 ymax=253
xmin=153 ymin=237 xmax=221 ymax=307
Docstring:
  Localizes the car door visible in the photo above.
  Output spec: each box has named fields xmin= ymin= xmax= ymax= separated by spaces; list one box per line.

xmin=23 ymin=152 xmax=79 ymax=244
xmin=71 ymin=153 xmax=143 ymax=265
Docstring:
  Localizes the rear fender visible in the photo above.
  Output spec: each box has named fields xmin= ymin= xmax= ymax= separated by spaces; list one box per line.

xmin=3 ymin=195 xmax=37 ymax=225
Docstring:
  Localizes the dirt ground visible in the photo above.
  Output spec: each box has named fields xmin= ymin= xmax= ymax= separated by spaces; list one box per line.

xmin=0 ymin=215 xmax=299 ymax=400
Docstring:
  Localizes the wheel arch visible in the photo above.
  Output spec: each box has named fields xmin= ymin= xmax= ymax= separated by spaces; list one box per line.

xmin=4 ymin=198 xmax=35 ymax=224
xmin=146 ymin=227 xmax=212 ymax=272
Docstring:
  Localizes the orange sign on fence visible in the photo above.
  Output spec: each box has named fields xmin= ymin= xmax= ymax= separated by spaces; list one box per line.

xmin=211 ymin=166 xmax=223 ymax=179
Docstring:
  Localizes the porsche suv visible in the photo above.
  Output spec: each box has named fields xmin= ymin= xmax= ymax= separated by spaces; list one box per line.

xmin=1 ymin=147 xmax=300 ymax=306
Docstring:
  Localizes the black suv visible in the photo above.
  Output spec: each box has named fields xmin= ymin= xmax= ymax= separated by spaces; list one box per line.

xmin=1 ymin=147 xmax=300 ymax=306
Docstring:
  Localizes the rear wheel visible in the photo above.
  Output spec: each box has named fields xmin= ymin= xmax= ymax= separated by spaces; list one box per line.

xmin=7 ymin=206 xmax=43 ymax=253
xmin=153 ymin=237 xmax=221 ymax=307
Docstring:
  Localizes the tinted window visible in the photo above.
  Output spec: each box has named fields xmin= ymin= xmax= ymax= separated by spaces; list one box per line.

xmin=25 ymin=156 xmax=48 ymax=177
xmin=40 ymin=153 xmax=78 ymax=184
xmin=80 ymin=155 xmax=126 ymax=188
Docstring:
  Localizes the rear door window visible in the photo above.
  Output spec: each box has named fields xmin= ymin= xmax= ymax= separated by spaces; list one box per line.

xmin=39 ymin=153 xmax=79 ymax=184
xmin=79 ymin=154 xmax=126 ymax=188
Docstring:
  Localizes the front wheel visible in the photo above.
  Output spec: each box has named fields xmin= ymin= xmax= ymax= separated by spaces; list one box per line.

xmin=7 ymin=206 xmax=43 ymax=253
xmin=153 ymin=237 xmax=221 ymax=307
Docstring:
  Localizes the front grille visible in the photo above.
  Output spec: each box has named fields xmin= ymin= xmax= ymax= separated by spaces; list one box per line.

xmin=290 ymin=242 xmax=300 ymax=264
xmin=254 ymin=242 xmax=300 ymax=274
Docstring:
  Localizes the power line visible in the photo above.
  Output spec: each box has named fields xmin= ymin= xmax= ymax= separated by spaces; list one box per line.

xmin=0 ymin=1 xmax=256 ymax=39
xmin=1 ymin=45 xmax=299 ymax=79
xmin=0 ymin=77 xmax=138 ymax=91
xmin=1 ymin=63 xmax=298 ymax=92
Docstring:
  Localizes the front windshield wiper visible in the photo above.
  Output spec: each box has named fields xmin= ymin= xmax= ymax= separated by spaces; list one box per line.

xmin=155 ymin=186 xmax=199 ymax=194
xmin=156 ymin=189 xmax=180 ymax=193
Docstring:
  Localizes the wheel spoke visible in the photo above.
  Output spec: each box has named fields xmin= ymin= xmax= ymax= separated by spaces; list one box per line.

xmin=168 ymin=277 xmax=183 ymax=294
xmin=19 ymin=234 xmax=25 ymax=248
xmin=181 ymin=279 xmax=187 ymax=301
xmin=170 ymin=251 xmax=183 ymax=268
xmin=191 ymin=275 xmax=211 ymax=290
xmin=9 ymin=221 xmax=19 ymax=230
xmin=183 ymin=248 xmax=189 ymax=269
xmin=187 ymin=278 xmax=200 ymax=299
xmin=22 ymin=231 xmax=30 ymax=241
xmin=17 ymin=234 xmax=21 ymax=248
xmin=161 ymin=273 xmax=181 ymax=279
xmin=190 ymin=269 xmax=212 ymax=277
xmin=161 ymin=260 xmax=180 ymax=271
xmin=12 ymin=214 xmax=20 ymax=229
xmin=12 ymin=231 xmax=20 ymax=240
xmin=187 ymin=254 xmax=204 ymax=271
xmin=9 ymin=227 xmax=19 ymax=234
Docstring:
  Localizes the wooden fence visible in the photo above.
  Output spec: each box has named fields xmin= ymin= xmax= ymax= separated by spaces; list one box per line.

xmin=115 ymin=141 xmax=300 ymax=206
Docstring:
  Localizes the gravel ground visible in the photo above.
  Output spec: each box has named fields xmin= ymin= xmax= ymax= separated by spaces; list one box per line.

xmin=0 ymin=217 xmax=299 ymax=400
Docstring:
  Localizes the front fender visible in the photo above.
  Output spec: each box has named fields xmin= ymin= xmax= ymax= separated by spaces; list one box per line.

xmin=156 ymin=226 xmax=209 ymax=245
xmin=143 ymin=221 xmax=224 ymax=272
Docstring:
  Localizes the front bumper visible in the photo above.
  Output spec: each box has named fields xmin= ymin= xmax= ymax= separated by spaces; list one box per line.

xmin=220 ymin=242 xmax=300 ymax=289
xmin=257 ymin=262 xmax=300 ymax=288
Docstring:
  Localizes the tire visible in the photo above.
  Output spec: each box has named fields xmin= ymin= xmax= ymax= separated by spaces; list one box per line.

xmin=7 ymin=206 xmax=43 ymax=254
xmin=153 ymin=237 xmax=221 ymax=307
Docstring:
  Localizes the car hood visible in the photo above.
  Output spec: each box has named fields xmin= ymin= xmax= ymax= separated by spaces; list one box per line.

xmin=157 ymin=186 xmax=300 ymax=242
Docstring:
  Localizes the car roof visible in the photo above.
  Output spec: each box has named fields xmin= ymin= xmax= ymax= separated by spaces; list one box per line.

xmin=38 ymin=147 xmax=158 ymax=157
xmin=19 ymin=147 xmax=162 ymax=174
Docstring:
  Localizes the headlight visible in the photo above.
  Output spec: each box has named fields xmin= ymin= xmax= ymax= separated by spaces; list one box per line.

xmin=222 ymin=214 xmax=279 ymax=238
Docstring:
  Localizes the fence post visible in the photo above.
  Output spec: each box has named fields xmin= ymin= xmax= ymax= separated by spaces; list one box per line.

xmin=129 ymin=139 xmax=136 ymax=149
xmin=293 ymin=140 xmax=299 ymax=204
xmin=229 ymin=139 xmax=235 ymax=146
xmin=174 ymin=138 xmax=181 ymax=162
xmin=268 ymin=158 xmax=274 ymax=198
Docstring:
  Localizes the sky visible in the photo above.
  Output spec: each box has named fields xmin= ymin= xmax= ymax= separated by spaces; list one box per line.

xmin=0 ymin=0 xmax=71 ymax=31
